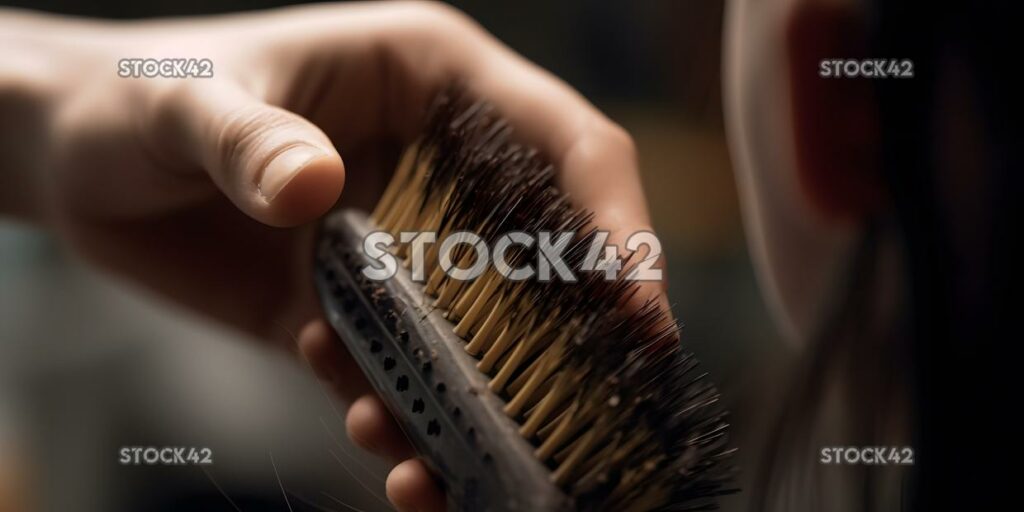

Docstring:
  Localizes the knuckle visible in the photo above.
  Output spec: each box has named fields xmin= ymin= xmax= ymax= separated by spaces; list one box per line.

xmin=395 ymin=0 xmax=481 ymax=42
xmin=600 ymin=122 xmax=637 ymax=158
xmin=399 ymin=0 xmax=468 ymax=25
xmin=573 ymin=120 xmax=638 ymax=166
xmin=146 ymin=80 xmax=195 ymax=129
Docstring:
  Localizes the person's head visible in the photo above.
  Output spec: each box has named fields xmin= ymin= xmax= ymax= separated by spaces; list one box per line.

xmin=722 ymin=0 xmax=1013 ymax=510
xmin=723 ymin=0 xmax=887 ymax=347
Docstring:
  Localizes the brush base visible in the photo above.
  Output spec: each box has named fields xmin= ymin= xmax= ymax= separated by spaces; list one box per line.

xmin=314 ymin=209 xmax=570 ymax=512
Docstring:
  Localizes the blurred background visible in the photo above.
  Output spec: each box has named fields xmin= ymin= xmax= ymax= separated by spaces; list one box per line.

xmin=0 ymin=1 xmax=789 ymax=511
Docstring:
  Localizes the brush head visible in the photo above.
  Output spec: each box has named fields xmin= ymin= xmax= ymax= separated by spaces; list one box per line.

xmin=315 ymin=86 xmax=736 ymax=511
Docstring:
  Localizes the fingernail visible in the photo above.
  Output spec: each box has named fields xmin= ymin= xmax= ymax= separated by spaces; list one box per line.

xmin=259 ymin=145 xmax=323 ymax=201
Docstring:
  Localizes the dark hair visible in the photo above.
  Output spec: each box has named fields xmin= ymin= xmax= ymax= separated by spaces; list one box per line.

xmin=872 ymin=0 xmax=1017 ymax=510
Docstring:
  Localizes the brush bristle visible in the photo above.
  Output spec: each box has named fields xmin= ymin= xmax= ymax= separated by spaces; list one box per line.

xmin=371 ymin=86 xmax=735 ymax=511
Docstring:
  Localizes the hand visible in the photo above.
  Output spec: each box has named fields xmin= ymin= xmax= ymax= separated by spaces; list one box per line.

xmin=1 ymin=3 xmax=665 ymax=510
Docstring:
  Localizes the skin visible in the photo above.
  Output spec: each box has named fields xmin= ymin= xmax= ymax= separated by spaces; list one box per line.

xmin=0 ymin=2 xmax=668 ymax=510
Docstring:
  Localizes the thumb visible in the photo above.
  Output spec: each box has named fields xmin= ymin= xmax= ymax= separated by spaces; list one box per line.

xmin=159 ymin=80 xmax=345 ymax=227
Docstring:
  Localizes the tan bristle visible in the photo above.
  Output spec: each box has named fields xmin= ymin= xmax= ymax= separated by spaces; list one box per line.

xmin=477 ymin=319 xmax=522 ymax=373
xmin=519 ymin=370 xmax=571 ymax=438
xmin=504 ymin=332 xmax=565 ymax=417
xmin=489 ymin=318 xmax=554 ymax=393
xmin=535 ymin=403 xmax=570 ymax=441
xmin=535 ymin=401 xmax=580 ymax=461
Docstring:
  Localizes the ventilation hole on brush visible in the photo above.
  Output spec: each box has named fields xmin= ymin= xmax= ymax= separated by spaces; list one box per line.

xmin=396 ymin=375 xmax=409 ymax=392
xmin=370 ymin=339 xmax=382 ymax=353
xmin=412 ymin=398 xmax=425 ymax=414
xmin=354 ymin=316 xmax=367 ymax=330
xmin=436 ymin=382 xmax=446 ymax=393
xmin=383 ymin=356 xmax=396 ymax=371
xmin=427 ymin=419 xmax=441 ymax=436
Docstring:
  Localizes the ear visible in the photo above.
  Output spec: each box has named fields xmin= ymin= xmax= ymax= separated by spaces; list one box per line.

xmin=785 ymin=2 xmax=882 ymax=222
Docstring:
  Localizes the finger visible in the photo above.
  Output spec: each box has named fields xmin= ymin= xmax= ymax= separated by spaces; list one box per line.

xmin=386 ymin=459 xmax=447 ymax=512
xmin=345 ymin=394 xmax=414 ymax=461
xmin=155 ymin=79 xmax=345 ymax=227
xmin=297 ymin=319 xmax=372 ymax=403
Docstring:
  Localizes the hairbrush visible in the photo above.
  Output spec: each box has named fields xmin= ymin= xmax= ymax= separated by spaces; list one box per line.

xmin=313 ymin=87 xmax=736 ymax=511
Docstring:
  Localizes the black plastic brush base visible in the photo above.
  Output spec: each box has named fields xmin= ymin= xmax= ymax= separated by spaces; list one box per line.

xmin=314 ymin=209 xmax=570 ymax=512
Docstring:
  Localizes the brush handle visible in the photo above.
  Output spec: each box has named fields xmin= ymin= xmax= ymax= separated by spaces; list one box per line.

xmin=314 ymin=210 xmax=570 ymax=512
